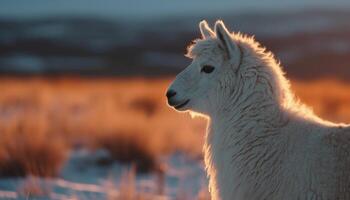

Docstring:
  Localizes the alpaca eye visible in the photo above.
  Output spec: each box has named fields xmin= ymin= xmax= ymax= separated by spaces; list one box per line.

xmin=201 ymin=65 xmax=215 ymax=73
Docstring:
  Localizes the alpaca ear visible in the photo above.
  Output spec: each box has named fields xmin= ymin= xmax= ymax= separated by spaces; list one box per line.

xmin=214 ymin=20 xmax=241 ymax=68
xmin=199 ymin=20 xmax=214 ymax=39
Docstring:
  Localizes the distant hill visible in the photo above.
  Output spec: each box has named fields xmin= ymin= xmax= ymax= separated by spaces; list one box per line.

xmin=0 ymin=10 xmax=350 ymax=80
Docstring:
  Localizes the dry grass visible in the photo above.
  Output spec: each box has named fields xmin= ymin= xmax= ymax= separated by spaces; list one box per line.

xmin=0 ymin=76 xmax=349 ymax=179
xmin=0 ymin=76 xmax=205 ymax=178
xmin=0 ymin=77 xmax=205 ymax=153
xmin=110 ymin=167 xmax=157 ymax=200
xmin=94 ymin=130 xmax=160 ymax=173
xmin=105 ymin=167 xmax=210 ymax=200
xmin=16 ymin=176 xmax=52 ymax=198
xmin=292 ymin=79 xmax=350 ymax=123
xmin=0 ymin=112 xmax=68 ymax=177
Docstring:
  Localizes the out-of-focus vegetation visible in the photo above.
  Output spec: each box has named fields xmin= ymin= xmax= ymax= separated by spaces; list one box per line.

xmin=0 ymin=77 xmax=349 ymax=199
xmin=0 ymin=130 xmax=67 ymax=177
xmin=0 ymin=77 xmax=349 ymax=178
xmin=0 ymin=77 xmax=206 ymax=177
xmin=292 ymin=79 xmax=350 ymax=123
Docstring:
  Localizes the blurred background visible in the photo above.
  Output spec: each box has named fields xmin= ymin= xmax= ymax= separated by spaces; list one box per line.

xmin=0 ymin=1 xmax=350 ymax=199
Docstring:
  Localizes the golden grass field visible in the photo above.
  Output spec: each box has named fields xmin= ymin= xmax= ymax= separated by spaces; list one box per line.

xmin=0 ymin=76 xmax=349 ymax=199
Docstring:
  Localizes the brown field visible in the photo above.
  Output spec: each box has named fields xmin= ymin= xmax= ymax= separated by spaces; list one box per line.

xmin=292 ymin=79 xmax=350 ymax=123
xmin=0 ymin=76 xmax=349 ymax=178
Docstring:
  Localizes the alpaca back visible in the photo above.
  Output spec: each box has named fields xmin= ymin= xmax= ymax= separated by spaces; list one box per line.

xmin=206 ymin=112 xmax=350 ymax=200
xmin=322 ymin=125 xmax=350 ymax=199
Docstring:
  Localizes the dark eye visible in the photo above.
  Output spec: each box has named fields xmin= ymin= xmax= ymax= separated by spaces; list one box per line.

xmin=201 ymin=65 xmax=215 ymax=73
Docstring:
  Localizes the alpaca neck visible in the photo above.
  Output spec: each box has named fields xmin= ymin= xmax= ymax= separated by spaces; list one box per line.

xmin=211 ymin=76 xmax=288 ymax=135
xmin=205 ymin=78 xmax=290 ymax=199
xmin=209 ymin=87 xmax=287 ymax=147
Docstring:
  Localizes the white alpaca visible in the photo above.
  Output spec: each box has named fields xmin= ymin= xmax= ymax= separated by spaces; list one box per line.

xmin=166 ymin=20 xmax=350 ymax=200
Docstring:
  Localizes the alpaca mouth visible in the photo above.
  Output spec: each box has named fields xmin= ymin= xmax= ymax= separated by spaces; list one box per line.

xmin=174 ymin=99 xmax=190 ymax=109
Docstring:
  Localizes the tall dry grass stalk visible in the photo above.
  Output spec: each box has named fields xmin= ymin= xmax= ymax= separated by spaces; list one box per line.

xmin=106 ymin=167 xmax=166 ymax=200
xmin=16 ymin=176 xmax=52 ymax=198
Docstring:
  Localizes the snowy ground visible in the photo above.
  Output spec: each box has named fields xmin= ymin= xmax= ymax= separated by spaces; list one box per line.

xmin=0 ymin=150 xmax=207 ymax=200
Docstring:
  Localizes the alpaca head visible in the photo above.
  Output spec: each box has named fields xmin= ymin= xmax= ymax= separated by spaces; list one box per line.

xmin=166 ymin=20 xmax=244 ymax=115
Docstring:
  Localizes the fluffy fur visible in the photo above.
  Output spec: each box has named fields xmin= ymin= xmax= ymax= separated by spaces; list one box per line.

xmin=167 ymin=20 xmax=350 ymax=200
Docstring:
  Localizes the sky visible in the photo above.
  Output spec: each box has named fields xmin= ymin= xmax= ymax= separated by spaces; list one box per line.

xmin=1 ymin=0 xmax=350 ymax=19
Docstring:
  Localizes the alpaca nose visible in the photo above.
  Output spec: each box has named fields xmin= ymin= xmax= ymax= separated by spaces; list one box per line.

xmin=166 ymin=90 xmax=177 ymax=99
